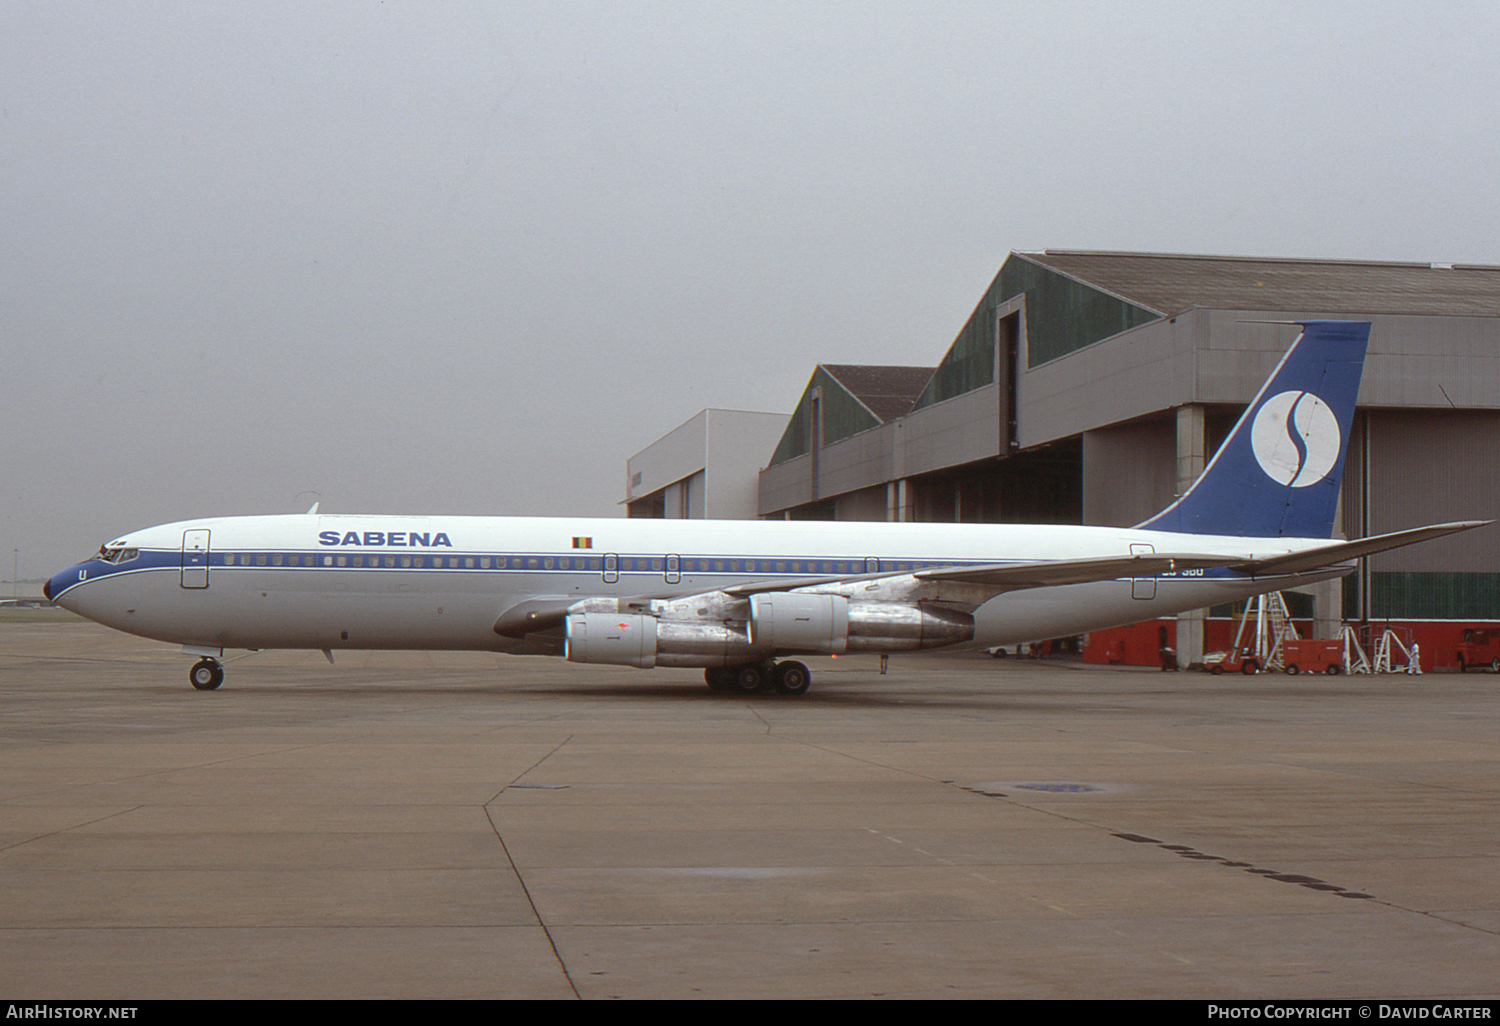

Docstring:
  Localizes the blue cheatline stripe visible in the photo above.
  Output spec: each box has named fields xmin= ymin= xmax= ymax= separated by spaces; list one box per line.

xmin=60 ymin=548 xmax=1262 ymax=591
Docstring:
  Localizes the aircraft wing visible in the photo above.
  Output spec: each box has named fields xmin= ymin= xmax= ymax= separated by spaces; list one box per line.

xmin=494 ymin=521 xmax=1491 ymax=638
xmin=1233 ymin=521 xmax=1491 ymax=576
xmin=719 ymin=569 xmax=893 ymax=598
xmin=720 ymin=553 xmax=1241 ymax=599
xmin=490 ymin=557 xmax=1231 ymax=642
xmin=910 ymin=553 xmax=1237 ymax=589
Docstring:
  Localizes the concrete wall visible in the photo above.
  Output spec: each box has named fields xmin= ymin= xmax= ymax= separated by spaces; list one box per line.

xmin=627 ymin=409 xmax=787 ymax=520
xmin=1082 ymin=419 xmax=1177 ymax=527
xmin=627 ymin=410 xmax=710 ymax=512
xmin=1021 ymin=309 xmax=1500 ymax=450
xmin=702 ymin=410 xmax=789 ymax=519
xmin=1364 ymin=409 xmax=1500 ymax=573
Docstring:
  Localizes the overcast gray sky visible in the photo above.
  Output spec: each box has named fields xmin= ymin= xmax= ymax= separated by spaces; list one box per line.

xmin=6 ymin=0 xmax=1500 ymax=581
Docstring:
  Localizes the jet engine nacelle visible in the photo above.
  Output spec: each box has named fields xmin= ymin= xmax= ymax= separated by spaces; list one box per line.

xmin=564 ymin=612 xmax=766 ymax=669
xmin=748 ymin=593 xmax=849 ymax=653
xmin=748 ymin=593 xmax=975 ymax=654
xmin=846 ymin=601 xmax=975 ymax=651
xmin=565 ymin=612 xmax=658 ymax=668
xmin=565 ymin=595 xmax=977 ymax=668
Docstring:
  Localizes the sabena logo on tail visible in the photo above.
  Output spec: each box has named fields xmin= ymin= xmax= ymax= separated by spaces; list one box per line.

xmin=1137 ymin=320 xmax=1370 ymax=538
xmin=1250 ymin=390 xmax=1342 ymax=488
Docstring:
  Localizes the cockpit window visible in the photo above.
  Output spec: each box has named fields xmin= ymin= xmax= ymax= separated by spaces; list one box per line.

xmin=98 ymin=547 xmax=139 ymax=564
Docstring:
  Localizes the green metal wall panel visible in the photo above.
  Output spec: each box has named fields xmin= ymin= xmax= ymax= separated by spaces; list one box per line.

xmin=913 ymin=254 xmax=1159 ymax=412
xmin=1365 ymin=571 xmax=1500 ymax=620
xmin=912 ymin=299 xmax=998 ymax=411
xmin=770 ymin=386 xmax=814 ymax=466
xmin=768 ymin=367 xmax=882 ymax=467
xmin=1004 ymin=257 xmax=1159 ymax=366
xmin=819 ymin=368 xmax=881 ymax=446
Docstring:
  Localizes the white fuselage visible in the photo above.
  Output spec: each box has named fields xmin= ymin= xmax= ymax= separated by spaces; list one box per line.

xmin=50 ymin=513 xmax=1346 ymax=656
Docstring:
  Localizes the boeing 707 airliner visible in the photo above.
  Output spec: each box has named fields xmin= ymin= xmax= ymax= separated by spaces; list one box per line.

xmin=44 ymin=321 xmax=1486 ymax=695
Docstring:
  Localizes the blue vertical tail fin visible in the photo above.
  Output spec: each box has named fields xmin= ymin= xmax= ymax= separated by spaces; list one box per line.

xmin=1138 ymin=320 xmax=1370 ymax=539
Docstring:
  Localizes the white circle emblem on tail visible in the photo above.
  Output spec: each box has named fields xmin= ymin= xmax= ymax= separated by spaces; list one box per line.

xmin=1250 ymin=391 xmax=1341 ymax=487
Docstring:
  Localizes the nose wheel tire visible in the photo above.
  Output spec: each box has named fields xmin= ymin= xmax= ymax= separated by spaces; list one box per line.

xmin=190 ymin=658 xmax=224 ymax=691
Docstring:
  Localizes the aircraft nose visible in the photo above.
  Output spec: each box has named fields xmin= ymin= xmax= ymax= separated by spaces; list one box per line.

xmin=43 ymin=565 xmax=85 ymax=606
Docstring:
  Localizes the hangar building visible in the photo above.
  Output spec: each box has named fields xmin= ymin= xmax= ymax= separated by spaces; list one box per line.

xmin=625 ymin=409 xmax=788 ymax=520
xmin=757 ymin=251 xmax=1500 ymax=667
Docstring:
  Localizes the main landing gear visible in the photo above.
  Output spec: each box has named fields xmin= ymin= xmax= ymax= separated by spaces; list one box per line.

xmin=189 ymin=658 xmax=224 ymax=691
xmin=705 ymin=660 xmax=812 ymax=697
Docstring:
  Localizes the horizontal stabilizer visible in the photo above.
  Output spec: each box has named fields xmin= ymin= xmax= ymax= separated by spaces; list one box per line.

xmin=1234 ymin=521 xmax=1492 ymax=576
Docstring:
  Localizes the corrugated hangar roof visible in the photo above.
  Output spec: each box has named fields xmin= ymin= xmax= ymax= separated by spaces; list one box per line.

xmin=1019 ymin=251 xmax=1500 ymax=317
xmin=820 ymin=364 xmax=935 ymax=422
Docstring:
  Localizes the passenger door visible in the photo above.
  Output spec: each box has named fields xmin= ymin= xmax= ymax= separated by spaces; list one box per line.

xmin=1130 ymin=542 xmax=1155 ymax=600
xmin=181 ymin=530 xmax=210 ymax=589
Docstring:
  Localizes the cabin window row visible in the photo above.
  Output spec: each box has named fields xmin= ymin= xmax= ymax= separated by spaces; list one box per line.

xmin=216 ymin=553 xmax=937 ymax=572
xmin=221 ymin=553 xmax=608 ymax=570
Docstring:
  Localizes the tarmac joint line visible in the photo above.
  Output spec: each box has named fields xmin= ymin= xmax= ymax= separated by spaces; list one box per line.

xmin=483 ymin=801 xmax=581 ymax=1000
xmin=0 ymin=803 xmax=143 ymax=854
xmin=481 ymin=733 xmax=582 ymax=998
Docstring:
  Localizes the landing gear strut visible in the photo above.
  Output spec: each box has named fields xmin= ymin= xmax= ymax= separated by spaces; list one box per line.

xmin=189 ymin=658 xmax=224 ymax=691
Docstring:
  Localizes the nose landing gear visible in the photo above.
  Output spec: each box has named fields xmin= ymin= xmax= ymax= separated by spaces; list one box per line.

xmin=189 ymin=658 xmax=224 ymax=691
